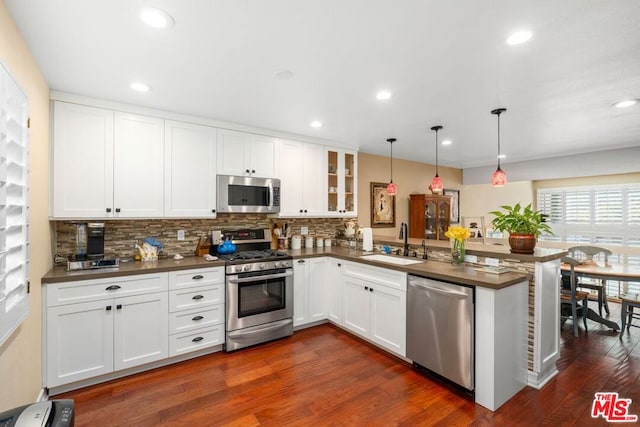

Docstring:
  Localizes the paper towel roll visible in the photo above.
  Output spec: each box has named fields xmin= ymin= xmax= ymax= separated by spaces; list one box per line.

xmin=362 ymin=227 xmax=373 ymax=252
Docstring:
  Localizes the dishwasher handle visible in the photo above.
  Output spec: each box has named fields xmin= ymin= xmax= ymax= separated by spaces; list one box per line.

xmin=409 ymin=280 xmax=470 ymax=299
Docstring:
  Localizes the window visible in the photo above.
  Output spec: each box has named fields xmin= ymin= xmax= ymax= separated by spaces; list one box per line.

xmin=537 ymin=185 xmax=640 ymax=298
xmin=0 ymin=62 xmax=29 ymax=347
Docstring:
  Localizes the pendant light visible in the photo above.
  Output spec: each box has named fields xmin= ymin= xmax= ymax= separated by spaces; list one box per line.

xmin=386 ymin=138 xmax=397 ymax=195
xmin=430 ymin=125 xmax=444 ymax=193
xmin=491 ymin=108 xmax=507 ymax=187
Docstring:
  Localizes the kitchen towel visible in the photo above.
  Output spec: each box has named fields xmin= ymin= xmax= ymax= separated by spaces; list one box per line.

xmin=362 ymin=227 xmax=373 ymax=252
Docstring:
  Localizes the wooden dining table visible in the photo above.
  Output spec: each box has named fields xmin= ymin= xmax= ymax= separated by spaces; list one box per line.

xmin=560 ymin=261 xmax=640 ymax=331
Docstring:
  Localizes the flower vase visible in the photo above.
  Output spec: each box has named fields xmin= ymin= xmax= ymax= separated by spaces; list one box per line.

xmin=451 ymin=239 xmax=466 ymax=264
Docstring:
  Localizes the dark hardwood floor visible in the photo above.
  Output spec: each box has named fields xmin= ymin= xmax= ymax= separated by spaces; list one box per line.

xmin=57 ymin=302 xmax=640 ymax=426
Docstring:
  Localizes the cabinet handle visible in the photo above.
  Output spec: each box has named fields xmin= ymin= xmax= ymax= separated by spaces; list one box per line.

xmin=364 ymin=286 xmax=369 ymax=291
xmin=115 ymin=208 xmax=121 ymax=213
xmin=297 ymin=260 xmax=306 ymax=264
xmin=192 ymin=275 xmax=204 ymax=280
xmin=212 ymin=209 xmax=216 ymax=213
xmin=106 ymin=208 xmax=112 ymax=213
xmin=105 ymin=285 xmax=121 ymax=291
xmin=106 ymin=305 xmax=112 ymax=311
xmin=251 ymin=169 xmax=255 ymax=174
xmin=245 ymin=169 xmax=250 ymax=173
xmin=337 ymin=263 xmax=341 ymax=267
xmin=192 ymin=336 xmax=204 ymax=342
xmin=116 ymin=304 xmax=122 ymax=310
xmin=192 ymin=315 xmax=204 ymax=321
xmin=192 ymin=295 xmax=204 ymax=300
xmin=370 ymin=288 xmax=374 ymax=293
xmin=299 ymin=209 xmax=303 ymax=213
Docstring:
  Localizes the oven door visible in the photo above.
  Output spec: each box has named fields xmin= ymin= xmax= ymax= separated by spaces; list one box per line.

xmin=226 ymin=268 xmax=293 ymax=331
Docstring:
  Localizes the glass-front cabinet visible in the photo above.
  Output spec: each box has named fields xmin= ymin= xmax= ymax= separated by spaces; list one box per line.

xmin=326 ymin=148 xmax=357 ymax=216
xmin=409 ymin=194 xmax=451 ymax=240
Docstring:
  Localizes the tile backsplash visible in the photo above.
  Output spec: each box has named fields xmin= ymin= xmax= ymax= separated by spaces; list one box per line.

xmin=53 ymin=214 xmax=350 ymax=260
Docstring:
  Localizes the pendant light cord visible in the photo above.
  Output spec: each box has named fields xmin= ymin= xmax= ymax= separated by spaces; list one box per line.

xmin=497 ymin=112 xmax=501 ymax=169
xmin=390 ymin=140 xmax=393 ymax=183
xmin=387 ymin=138 xmax=396 ymax=184
xmin=435 ymin=128 xmax=439 ymax=176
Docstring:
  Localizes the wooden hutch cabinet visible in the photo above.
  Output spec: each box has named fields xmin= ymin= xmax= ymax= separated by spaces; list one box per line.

xmin=409 ymin=194 xmax=452 ymax=240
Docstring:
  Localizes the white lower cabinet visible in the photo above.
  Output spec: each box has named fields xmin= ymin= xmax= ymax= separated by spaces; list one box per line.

xmin=326 ymin=258 xmax=345 ymax=325
xmin=293 ymin=257 xmax=327 ymax=327
xmin=44 ymin=268 xmax=226 ymax=390
xmin=167 ymin=267 xmax=225 ymax=356
xmin=113 ymin=292 xmax=169 ymax=371
xmin=342 ymin=262 xmax=407 ymax=357
xmin=45 ymin=273 xmax=169 ymax=387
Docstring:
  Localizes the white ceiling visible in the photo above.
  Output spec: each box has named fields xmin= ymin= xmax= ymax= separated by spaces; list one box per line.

xmin=6 ymin=0 xmax=640 ymax=169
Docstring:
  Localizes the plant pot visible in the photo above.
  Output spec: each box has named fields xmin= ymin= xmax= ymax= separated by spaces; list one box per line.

xmin=508 ymin=233 xmax=537 ymax=254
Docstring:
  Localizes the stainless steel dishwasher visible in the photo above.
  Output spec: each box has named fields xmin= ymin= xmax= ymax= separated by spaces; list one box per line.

xmin=407 ymin=275 xmax=474 ymax=390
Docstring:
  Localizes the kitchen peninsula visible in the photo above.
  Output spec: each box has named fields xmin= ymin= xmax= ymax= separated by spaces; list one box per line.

xmin=368 ymin=235 xmax=566 ymax=391
xmin=41 ymin=240 xmax=562 ymax=411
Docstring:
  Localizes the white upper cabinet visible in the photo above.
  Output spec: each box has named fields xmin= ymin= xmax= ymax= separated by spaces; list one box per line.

xmin=52 ymin=103 xmax=165 ymax=218
xmin=278 ymin=140 xmax=325 ymax=216
xmin=113 ymin=112 xmax=165 ymax=217
xmin=216 ymin=129 xmax=278 ymax=178
xmin=326 ymin=147 xmax=357 ymax=216
xmin=52 ymin=102 xmax=114 ymax=218
xmin=164 ymin=121 xmax=217 ymax=217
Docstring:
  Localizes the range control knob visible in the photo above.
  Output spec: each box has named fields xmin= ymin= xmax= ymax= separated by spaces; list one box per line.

xmin=243 ymin=264 xmax=251 ymax=272
xmin=259 ymin=263 xmax=265 ymax=270
xmin=274 ymin=261 xmax=281 ymax=268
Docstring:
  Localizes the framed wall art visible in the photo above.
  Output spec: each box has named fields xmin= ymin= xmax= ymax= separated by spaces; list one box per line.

xmin=443 ymin=188 xmax=460 ymax=223
xmin=462 ymin=216 xmax=485 ymax=242
xmin=370 ymin=182 xmax=395 ymax=228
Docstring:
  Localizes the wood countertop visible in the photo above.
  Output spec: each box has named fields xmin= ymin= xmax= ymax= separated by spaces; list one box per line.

xmin=43 ymin=246 xmax=532 ymax=290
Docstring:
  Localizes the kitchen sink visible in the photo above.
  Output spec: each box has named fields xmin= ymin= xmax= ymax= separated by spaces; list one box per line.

xmin=359 ymin=254 xmax=425 ymax=266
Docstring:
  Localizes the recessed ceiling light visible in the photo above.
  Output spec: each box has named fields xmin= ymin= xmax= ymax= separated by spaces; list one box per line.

xmin=274 ymin=69 xmax=294 ymax=80
xmin=140 ymin=6 xmax=174 ymax=29
xmin=506 ymin=30 xmax=532 ymax=46
xmin=614 ymin=99 xmax=638 ymax=108
xmin=497 ymin=154 xmax=507 ymax=159
xmin=310 ymin=120 xmax=323 ymax=128
xmin=441 ymin=139 xmax=452 ymax=146
xmin=376 ymin=90 xmax=392 ymax=101
xmin=130 ymin=82 xmax=151 ymax=92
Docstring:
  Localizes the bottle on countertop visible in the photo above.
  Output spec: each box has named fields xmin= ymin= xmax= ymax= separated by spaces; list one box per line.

xmin=133 ymin=240 xmax=141 ymax=261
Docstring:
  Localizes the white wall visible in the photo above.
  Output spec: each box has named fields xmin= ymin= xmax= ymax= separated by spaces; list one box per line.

xmin=463 ymin=146 xmax=640 ymax=185
xmin=460 ymin=181 xmax=534 ymax=230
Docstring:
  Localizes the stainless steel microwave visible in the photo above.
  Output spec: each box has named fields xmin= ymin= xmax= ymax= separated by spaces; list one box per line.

xmin=216 ymin=175 xmax=281 ymax=213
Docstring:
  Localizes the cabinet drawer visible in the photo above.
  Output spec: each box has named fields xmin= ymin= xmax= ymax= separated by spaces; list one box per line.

xmin=169 ymin=325 xmax=224 ymax=356
xmin=46 ymin=273 xmax=169 ymax=307
xmin=169 ymin=305 xmax=224 ymax=334
xmin=169 ymin=284 xmax=224 ymax=312
xmin=168 ymin=267 xmax=224 ymax=290
xmin=344 ymin=262 xmax=407 ymax=291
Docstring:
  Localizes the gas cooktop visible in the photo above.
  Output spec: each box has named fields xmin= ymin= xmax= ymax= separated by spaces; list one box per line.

xmin=217 ymin=250 xmax=289 ymax=262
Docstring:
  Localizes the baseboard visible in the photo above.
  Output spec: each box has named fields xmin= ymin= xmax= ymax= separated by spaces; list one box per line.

xmin=36 ymin=388 xmax=48 ymax=402
xmin=527 ymin=366 xmax=559 ymax=389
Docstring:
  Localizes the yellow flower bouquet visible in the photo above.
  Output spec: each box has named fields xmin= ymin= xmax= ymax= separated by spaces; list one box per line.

xmin=444 ymin=225 xmax=471 ymax=242
xmin=445 ymin=225 xmax=470 ymax=264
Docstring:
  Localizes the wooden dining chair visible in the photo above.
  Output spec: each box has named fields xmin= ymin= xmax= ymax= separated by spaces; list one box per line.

xmin=619 ymin=293 xmax=640 ymax=334
xmin=567 ymin=246 xmax=613 ymax=316
xmin=561 ymin=256 xmax=590 ymax=337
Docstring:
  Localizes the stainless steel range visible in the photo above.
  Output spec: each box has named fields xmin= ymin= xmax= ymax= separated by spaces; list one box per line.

xmin=213 ymin=229 xmax=293 ymax=351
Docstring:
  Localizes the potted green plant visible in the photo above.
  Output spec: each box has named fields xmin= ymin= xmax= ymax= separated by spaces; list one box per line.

xmin=489 ymin=203 xmax=553 ymax=254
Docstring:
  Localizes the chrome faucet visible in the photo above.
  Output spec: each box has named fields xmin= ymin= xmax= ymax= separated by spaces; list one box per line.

xmin=399 ymin=222 xmax=409 ymax=256
xmin=421 ymin=239 xmax=428 ymax=260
